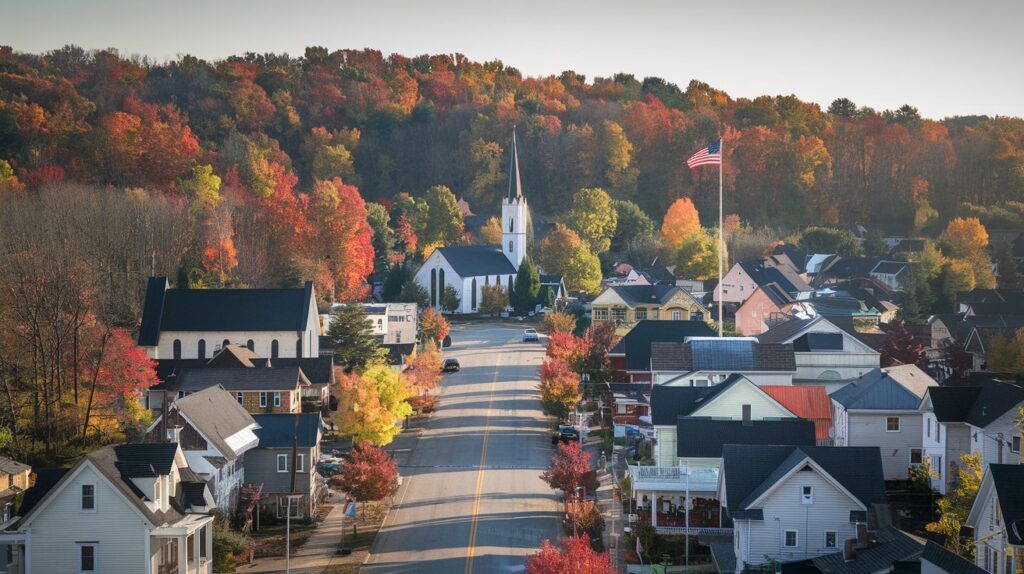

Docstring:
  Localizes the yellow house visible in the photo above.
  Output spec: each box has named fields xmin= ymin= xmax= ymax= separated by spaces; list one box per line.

xmin=591 ymin=285 xmax=708 ymax=326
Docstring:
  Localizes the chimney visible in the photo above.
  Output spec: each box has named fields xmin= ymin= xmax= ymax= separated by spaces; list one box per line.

xmin=167 ymin=426 xmax=182 ymax=444
xmin=843 ymin=538 xmax=857 ymax=562
xmin=742 ymin=404 xmax=752 ymax=426
xmin=856 ymin=523 xmax=869 ymax=545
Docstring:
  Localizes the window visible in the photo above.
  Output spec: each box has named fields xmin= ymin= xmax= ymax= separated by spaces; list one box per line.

xmin=80 ymin=545 xmax=95 ymax=572
xmin=271 ymin=339 xmax=279 ymax=359
xmin=236 ymin=392 xmax=243 ymax=406
xmin=197 ymin=339 xmax=206 ymax=360
xmin=296 ymin=454 xmax=305 ymax=472
xmin=173 ymin=339 xmax=181 ymax=359
xmin=611 ymin=307 xmax=627 ymax=321
xmin=200 ymin=525 xmax=208 ymax=559
xmin=926 ymin=417 xmax=931 ymax=438
xmin=784 ymin=530 xmax=798 ymax=547
xmin=81 ymin=484 xmax=95 ymax=511
xmin=672 ymin=311 xmax=681 ymax=320
xmin=801 ymin=486 xmax=813 ymax=504
xmin=259 ymin=392 xmax=268 ymax=408
xmin=246 ymin=339 xmax=254 ymax=351
xmin=824 ymin=531 xmax=837 ymax=549
xmin=594 ymin=308 xmax=609 ymax=320
xmin=396 ymin=331 xmax=402 ymax=344
xmin=635 ymin=307 xmax=647 ymax=321
xmin=277 ymin=454 xmax=288 ymax=472
xmin=886 ymin=416 xmax=901 ymax=432
xmin=471 ymin=278 xmax=478 ymax=310
xmin=985 ymin=547 xmax=992 ymax=572
xmin=1013 ymin=436 xmax=1021 ymax=453
xmin=1006 ymin=554 xmax=1014 ymax=574
xmin=508 ymin=240 xmax=513 ymax=253
xmin=277 ymin=496 xmax=303 ymax=519
xmin=690 ymin=311 xmax=704 ymax=321
xmin=273 ymin=392 xmax=282 ymax=408
xmin=509 ymin=217 xmax=514 ymax=232
xmin=910 ymin=448 xmax=923 ymax=465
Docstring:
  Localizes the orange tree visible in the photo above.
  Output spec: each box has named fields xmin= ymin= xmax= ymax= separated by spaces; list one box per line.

xmin=525 ymin=534 xmax=614 ymax=574
xmin=538 ymin=358 xmax=582 ymax=421
xmin=331 ymin=441 xmax=399 ymax=506
xmin=419 ymin=307 xmax=450 ymax=344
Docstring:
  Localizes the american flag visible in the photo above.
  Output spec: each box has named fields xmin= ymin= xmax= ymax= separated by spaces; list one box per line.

xmin=686 ymin=140 xmax=722 ymax=168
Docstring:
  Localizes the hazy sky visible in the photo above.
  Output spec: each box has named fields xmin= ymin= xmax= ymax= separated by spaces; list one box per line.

xmin=3 ymin=0 xmax=1021 ymax=119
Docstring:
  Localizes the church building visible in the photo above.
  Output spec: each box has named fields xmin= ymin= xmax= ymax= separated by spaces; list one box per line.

xmin=415 ymin=130 xmax=530 ymax=314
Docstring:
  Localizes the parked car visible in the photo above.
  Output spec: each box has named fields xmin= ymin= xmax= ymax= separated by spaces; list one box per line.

xmin=442 ymin=358 xmax=461 ymax=372
xmin=523 ymin=328 xmax=539 ymax=342
xmin=442 ymin=334 xmax=452 ymax=348
xmin=551 ymin=424 xmax=580 ymax=445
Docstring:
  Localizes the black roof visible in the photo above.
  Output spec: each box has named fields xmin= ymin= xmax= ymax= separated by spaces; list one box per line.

xmin=757 ymin=316 xmax=822 ymax=344
xmin=614 ymin=320 xmax=716 ymax=371
xmin=138 ymin=277 xmax=315 ymax=346
xmin=721 ymin=445 xmax=886 ymax=512
xmin=156 ymin=355 xmax=333 ymax=387
xmin=16 ymin=468 xmax=68 ymax=517
xmin=112 ymin=443 xmax=178 ymax=477
xmin=793 ymin=332 xmax=844 ymax=352
xmin=435 ymin=245 xmax=516 ymax=277
xmin=926 ymin=378 xmax=1024 ymax=427
xmin=649 ymin=376 xmax=745 ymax=425
xmin=811 ymin=527 xmax=923 ymax=574
xmin=252 ymin=413 xmax=322 ymax=448
xmin=651 ymin=339 xmax=796 ymax=372
xmin=872 ymin=260 xmax=910 ymax=275
xmin=676 ymin=418 xmax=816 ymax=458
xmin=921 ymin=541 xmax=986 ymax=574
xmin=155 ymin=366 xmax=310 ymax=393
xmin=604 ymin=284 xmax=681 ymax=306
xmin=738 ymin=259 xmax=811 ymax=295
xmin=990 ymin=464 xmax=1024 ymax=545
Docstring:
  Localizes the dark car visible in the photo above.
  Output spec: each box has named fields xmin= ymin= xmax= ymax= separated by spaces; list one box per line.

xmin=551 ymin=425 xmax=580 ymax=445
xmin=442 ymin=358 xmax=461 ymax=372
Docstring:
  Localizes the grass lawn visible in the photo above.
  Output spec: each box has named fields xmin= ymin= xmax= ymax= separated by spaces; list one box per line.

xmin=250 ymin=504 xmax=333 ymax=558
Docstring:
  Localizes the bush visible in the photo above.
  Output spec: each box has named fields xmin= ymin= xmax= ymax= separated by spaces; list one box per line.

xmin=213 ymin=518 xmax=251 ymax=573
xmin=909 ymin=459 xmax=936 ymax=492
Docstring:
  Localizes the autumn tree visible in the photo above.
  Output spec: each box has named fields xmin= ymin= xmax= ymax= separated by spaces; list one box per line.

xmin=986 ymin=329 xmax=1024 ymax=373
xmin=366 ymin=202 xmax=396 ymax=269
xmin=660 ymin=197 xmax=701 ymax=248
xmin=301 ymin=178 xmax=375 ymax=301
xmin=422 ymin=185 xmax=464 ymax=246
xmin=512 ymin=257 xmax=541 ymax=314
xmin=927 ymin=452 xmax=983 ymax=558
xmin=547 ymin=332 xmax=587 ymax=371
xmin=328 ymin=304 xmax=388 ymax=372
xmin=566 ymin=188 xmax=618 ymax=254
xmin=332 ymin=441 xmax=399 ymax=504
xmin=405 ymin=339 xmax=442 ymax=397
xmin=880 ymin=321 xmax=927 ymax=367
xmin=796 ymin=226 xmax=861 ymax=256
xmin=478 ymin=216 xmax=503 ymax=245
xmin=541 ymin=440 xmax=591 ymax=494
xmin=538 ymin=224 xmax=602 ymax=295
xmin=336 ymin=365 xmax=412 ymax=446
xmin=479 ymin=284 xmax=509 ymax=315
xmin=525 ymin=535 xmax=614 ymax=574
xmin=669 ymin=228 xmax=723 ymax=280
xmin=538 ymin=358 xmax=582 ymax=421
xmin=543 ymin=312 xmax=577 ymax=336
xmin=419 ymin=307 xmax=450 ymax=344
xmin=579 ymin=322 xmax=618 ymax=388
xmin=940 ymin=217 xmax=995 ymax=289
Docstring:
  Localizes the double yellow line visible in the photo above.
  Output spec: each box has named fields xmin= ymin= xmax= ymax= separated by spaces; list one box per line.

xmin=464 ymin=352 xmax=501 ymax=574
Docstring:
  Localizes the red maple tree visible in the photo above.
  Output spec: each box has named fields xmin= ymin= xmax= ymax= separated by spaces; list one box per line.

xmin=332 ymin=441 xmax=399 ymax=503
xmin=541 ymin=441 xmax=591 ymax=494
xmin=880 ymin=321 xmax=927 ymax=367
xmin=525 ymin=534 xmax=614 ymax=574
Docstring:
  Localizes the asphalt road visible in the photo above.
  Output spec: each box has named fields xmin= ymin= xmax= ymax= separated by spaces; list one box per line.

xmin=364 ymin=322 xmax=561 ymax=574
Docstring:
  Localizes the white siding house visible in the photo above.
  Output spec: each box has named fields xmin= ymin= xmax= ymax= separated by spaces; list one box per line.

xmin=758 ymin=316 xmax=880 ymax=392
xmin=966 ymin=464 xmax=1024 ymax=574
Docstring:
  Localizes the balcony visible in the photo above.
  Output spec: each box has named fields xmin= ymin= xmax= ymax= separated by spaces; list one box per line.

xmin=628 ymin=465 xmax=719 ymax=494
xmin=633 ymin=504 xmax=733 ymax=536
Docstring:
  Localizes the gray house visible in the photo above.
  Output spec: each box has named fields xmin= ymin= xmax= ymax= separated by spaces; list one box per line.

xmin=830 ymin=365 xmax=937 ymax=480
xmin=246 ymin=413 xmax=323 ymax=520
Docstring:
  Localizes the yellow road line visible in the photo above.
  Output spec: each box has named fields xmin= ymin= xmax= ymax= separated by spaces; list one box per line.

xmin=465 ymin=352 xmax=501 ymax=574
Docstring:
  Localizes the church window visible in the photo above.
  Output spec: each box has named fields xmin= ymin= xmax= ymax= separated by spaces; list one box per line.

xmin=471 ymin=279 xmax=478 ymax=310
xmin=509 ymin=218 xmax=514 ymax=232
xmin=430 ymin=269 xmax=437 ymax=307
xmin=508 ymin=276 xmax=514 ymax=293
xmin=508 ymin=241 xmax=513 ymax=253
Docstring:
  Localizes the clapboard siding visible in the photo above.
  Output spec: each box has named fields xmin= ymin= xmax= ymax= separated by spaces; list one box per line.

xmin=848 ymin=412 xmax=923 ymax=480
xmin=693 ymin=383 xmax=793 ymax=420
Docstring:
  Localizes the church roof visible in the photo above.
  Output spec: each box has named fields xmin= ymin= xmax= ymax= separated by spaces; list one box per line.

xmin=508 ymin=128 xmax=523 ymax=201
xmin=437 ymin=245 xmax=517 ymax=277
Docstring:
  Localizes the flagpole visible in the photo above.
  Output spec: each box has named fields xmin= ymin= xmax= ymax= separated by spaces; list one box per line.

xmin=718 ymin=137 xmax=724 ymax=337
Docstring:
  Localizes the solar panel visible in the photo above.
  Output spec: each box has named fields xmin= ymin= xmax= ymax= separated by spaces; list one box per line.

xmin=691 ymin=339 xmax=755 ymax=371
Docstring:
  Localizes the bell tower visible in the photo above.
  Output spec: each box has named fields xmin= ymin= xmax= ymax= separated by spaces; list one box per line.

xmin=502 ymin=127 xmax=528 ymax=270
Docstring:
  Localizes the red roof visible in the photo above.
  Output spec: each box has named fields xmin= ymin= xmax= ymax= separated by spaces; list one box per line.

xmin=761 ymin=385 xmax=833 ymax=441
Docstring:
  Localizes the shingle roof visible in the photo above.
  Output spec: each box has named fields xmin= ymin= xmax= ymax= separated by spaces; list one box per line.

xmin=757 ymin=316 xmax=824 ymax=344
xmin=172 ymin=386 xmax=256 ymax=458
xmin=651 ymin=339 xmax=796 ymax=372
xmin=792 ymin=332 xmax=844 ymax=351
xmin=112 ymin=443 xmax=179 ymax=476
xmin=252 ymin=413 xmax=323 ymax=448
xmin=989 ymin=464 xmax=1024 ymax=545
xmin=738 ymin=260 xmax=812 ymax=295
xmin=615 ymin=320 xmax=716 ymax=371
xmin=721 ymin=445 xmax=886 ymax=513
xmin=436 ymin=245 xmax=517 ymax=277
xmin=830 ymin=368 xmax=927 ymax=411
xmin=760 ymin=282 xmax=795 ymax=307
xmin=604 ymin=284 xmax=680 ymax=306
xmin=0 ymin=456 xmax=29 ymax=476
xmin=811 ymin=527 xmax=923 ymax=574
xmin=15 ymin=468 xmax=68 ymax=517
xmin=925 ymin=378 xmax=1024 ymax=427
xmin=157 ymin=366 xmax=310 ymax=393
xmin=676 ymin=418 xmax=816 ymax=458
xmin=138 ymin=277 xmax=315 ymax=345
xmin=650 ymin=383 xmax=736 ymax=425
xmin=761 ymin=385 xmax=834 ymax=441
xmin=921 ymin=541 xmax=987 ymax=574
xmin=270 ymin=356 xmax=336 ymax=387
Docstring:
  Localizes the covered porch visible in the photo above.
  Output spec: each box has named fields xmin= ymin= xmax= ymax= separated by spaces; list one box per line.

xmin=0 ymin=528 xmax=26 ymax=574
xmin=151 ymin=514 xmax=214 ymax=574
xmin=627 ymin=465 xmax=732 ymax=535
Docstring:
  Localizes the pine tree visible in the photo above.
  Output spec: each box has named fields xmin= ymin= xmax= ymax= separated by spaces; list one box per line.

xmin=512 ymin=257 xmax=541 ymax=315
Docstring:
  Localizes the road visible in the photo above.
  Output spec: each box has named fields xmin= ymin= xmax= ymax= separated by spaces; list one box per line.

xmin=364 ymin=322 xmax=561 ymax=574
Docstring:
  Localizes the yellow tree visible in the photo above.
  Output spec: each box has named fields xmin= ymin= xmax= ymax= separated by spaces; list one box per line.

xmin=478 ymin=216 xmax=503 ymax=245
xmin=538 ymin=224 xmax=602 ymax=295
xmin=337 ymin=365 xmax=412 ymax=446
xmin=660 ymin=197 xmax=701 ymax=248
xmin=941 ymin=217 xmax=995 ymax=288
xmin=566 ymin=187 xmax=618 ymax=254
xmin=926 ymin=452 xmax=983 ymax=558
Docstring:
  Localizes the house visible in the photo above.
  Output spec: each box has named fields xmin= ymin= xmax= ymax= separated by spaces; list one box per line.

xmin=830 ymin=366 xmax=938 ymax=480
xmin=808 ymin=296 xmax=883 ymax=327
xmin=537 ymin=274 xmax=568 ymax=307
xmin=869 ymin=261 xmax=913 ymax=292
xmin=246 ymin=413 xmax=323 ymax=520
xmin=921 ymin=540 xmax=988 ymax=574
xmin=966 ymin=464 xmax=1024 ymax=574
xmin=713 ymin=259 xmax=813 ymax=305
xmin=958 ymin=288 xmax=1024 ymax=316
xmin=761 ymin=385 xmax=835 ymax=445
xmin=757 ymin=316 xmax=880 ymax=390
xmin=606 ymin=383 xmax=652 ymax=437
xmin=651 ymin=337 xmax=796 ymax=386
xmin=3 ymin=443 xmax=214 ymax=574
xmin=814 ymin=257 xmax=884 ymax=288
xmin=145 ymin=386 xmax=259 ymax=513
xmin=148 ymin=364 xmax=311 ymax=415
xmin=414 ymin=131 xmax=528 ymax=314
xmin=920 ymin=378 xmax=1024 ymax=494
xmin=602 ymin=267 xmax=650 ymax=287
xmin=590 ymin=284 xmax=708 ymax=325
xmin=0 ymin=458 xmax=29 ymax=522
xmin=719 ymin=444 xmax=887 ymax=571
xmin=138 ymin=277 xmax=320 ymax=360
xmin=607 ymin=320 xmax=716 ymax=383
xmin=360 ymin=304 xmax=389 ymax=337
xmin=800 ymin=526 xmax=924 ymax=574
xmin=964 ymin=320 xmax=1024 ymax=372
xmin=735 ymin=282 xmax=811 ymax=336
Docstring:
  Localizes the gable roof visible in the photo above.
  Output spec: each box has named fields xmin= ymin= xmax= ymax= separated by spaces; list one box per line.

xmin=156 ymin=366 xmax=310 ymax=393
xmin=830 ymin=368 xmax=928 ymax=411
xmin=138 ymin=277 xmax=315 ymax=345
xmin=792 ymin=332 xmax=844 ymax=352
xmin=171 ymin=387 xmax=257 ymax=458
xmin=871 ymin=260 xmax=911 ymax=276
xmin=757 ymin=316 xmax=824 ymax=344
xmin=811 ymin=527 xmax=923 ymax=574
xmin=252 ymin=413 xmax=323 ymax=448
xmin=721 ymin=445 xmax=886 ymax=512
xmin=651 ymin=338 xmax=796 ymax=372
xmin=650 ymin=383 xmax=735 ymax=425
xmin=676 ymin=418 xmax=816 ymax=458
xmin=738 ymin=260 xmax=812 ymax=295
xmin=880 ymin=364 xmax=937 ymax=398
xmin=613 ymin=320 xmax=716 ymax=371
xmin=924 ymin=378 xmax=1024 ymax=427
xmin=15 ymin=468 xmax=68 ymax=517
xmin=761 ymin=385 xmax=833 ymax=441
xmin=921 ymin=541 xmax=987 ymax=574
xmin=990 ymin=464 xmax=1024 ymax=545
xmin=436 ymin=245 xmax=516 ymax=277
xmin=600 ymin=284 xmax=684 ymax=307
xmin=0 ymin=456 xmax=29 ymax=476
xmin=155 ymin=355 xmax=334 ymax=387
xmin=758 ymin=282 xmax=796 ymax=307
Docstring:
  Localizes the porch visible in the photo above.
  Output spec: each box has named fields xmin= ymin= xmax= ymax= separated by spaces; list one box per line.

xmin=627 ymin=465 xmax=732 ymax=535
xmin=151 ymin=514 xmax=214 ymax=574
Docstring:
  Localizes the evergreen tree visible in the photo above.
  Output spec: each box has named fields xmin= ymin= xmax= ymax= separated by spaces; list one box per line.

xmin=328 ymin=304 xmax=388 ymax=372
xmin=512 ymin=257 xmax=541 ymax=314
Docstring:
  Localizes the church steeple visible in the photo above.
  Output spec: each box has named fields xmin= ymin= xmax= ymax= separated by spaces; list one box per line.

xmin=508 ymin=126 xmax=523 ymax=201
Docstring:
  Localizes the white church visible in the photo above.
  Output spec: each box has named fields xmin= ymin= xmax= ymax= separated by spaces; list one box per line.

xmin=415 ymin=130 xmax=531 ymax=314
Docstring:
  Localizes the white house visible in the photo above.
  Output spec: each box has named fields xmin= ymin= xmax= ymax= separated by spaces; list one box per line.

xmin=829 ymin=365 xmax=938 ymax=480
xmin=719 ymin=444 xmax=887 ymax=572
xmin=415 ymin=130 xmax=528 ymax=314
xmin=138 ymin=277 xmax=320 ymax=360
xmin=146 ymin=386 xmax=259 ymax=513
xmin=3 ymin=443 xmax=214 ymax=574
xmin=650 ymin=337 xmax=796 ymax=386
xmin=966 ymin=464 xmax=1024 ymax=574
xmin=919 ymin=378 xmax=1024 ymax=494
xmin=757 ymin=316 xmax=880 ymax=391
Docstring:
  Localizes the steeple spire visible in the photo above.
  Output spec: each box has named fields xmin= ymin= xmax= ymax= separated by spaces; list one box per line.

xmin=508 ymin=126 xmax=523 ymax=201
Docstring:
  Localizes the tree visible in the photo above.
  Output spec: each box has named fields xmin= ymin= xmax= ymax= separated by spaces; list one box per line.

xmin=992 ymin=242 xmax=1020 ymax=289
xmin=538 ymin=358 xmax=582 ymax=421
xmin=862 ymin=231 xmax=889 ymax=257
xmin=479 ymin=284 xmax=509 ymax=315
xmin=880 ymin=321 xmax=927 ymax=367
xmin=610 ymin=200 xmax=655 ymax=254
xmin=566 ymin=188 xmax=618 ymax=254
xmin=332 ymin=441 xmax=399 ymax=503
xmin=943 ymin=340 xmax=974 ymax=379
xmin=547 ymin=332 xmax=587 ymax=371
xmin=940 ymin=217 xmax=995 ymax=289
xmin=366 ymin=202 xmax=396 ymax=269
xmin=828 ymin=98 xmax=858 ymax=117
xmin=796 ymin=227 xmax=861 ymax=255
xmin=579 ymin=322 xmax=618 ymax=388
xmin=405 ymin=339 xmax=442 ymax=397
xmin=512 ymin=257 xmax=541 ymax=314
xmin=543 ymin=312 xmax=577 ymax=335
xmin=336 ymin=364 xmax=412 ymax=445
xmin=660 ymin=197 xmax=701 ymax=248
xmin=525 ymin=534 xmax=614 ymax=574
xmin=478 ymin=216 xmax=503 ymax=245
xmin=669 ymin=228 xmax=722 ymax=280
xmin=422 ymin=185 xmax=464 ymax=246
xmin=538 ymin=224 xmax=602 ymax=295
xmin=301 ymin=178 xmax=375 ymax=301
xmin=439 ymin=284 xmax=460 ymax=313
xmin=541 ymin=440 xmax=591 ymax=494
xmin=419 ymin=307 xmax=450 ymax=344
xmin=328 ymin=304 xmax=388 ymax=372
xmin=926 ymin=452 xmax=983 ymax=558
xmin=986 ymin=329 xmax=1024 ymax=373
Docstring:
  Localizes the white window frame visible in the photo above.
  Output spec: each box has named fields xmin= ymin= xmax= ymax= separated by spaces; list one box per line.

xmin=277 ymin=454 xmax=288 ymax=473
xmin=236 ymin=392 xmax=244 ymax=406
xmin=1012 ymin=436 xmax=1021 ymax=454
xmin=672 ymin=311 xmax=682 ymax=320
xmin=910 ymin=448 xmax=923 ymax=465
xmin=296 ymin=453 xmax=305 ymax=473
xmin=277 ymin=496 xmax=303 ymax=519
xmin=886 ymin=416 xmax=901 ymax=432
xmin=801 ymin=485 xmax=813 ymax=505
xmin=259 ymin=392 xmax=268 ymax=408
xmin=824 ymin=530 xmax=837 ymax=549
xmin=926 ymin=417 xmax=931 ymax=438
xmin=81 ymin=484 xmax=96 ymax=512
xmin=784 ymin=529 xmax=798 ymax=548
xmin=273 ymin=392 xmax=282 ymax=408
xmin=79 ymin=543 xmax=96 ymax=573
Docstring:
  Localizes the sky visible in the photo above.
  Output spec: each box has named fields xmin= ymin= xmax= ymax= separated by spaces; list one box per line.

xmin=3 ymin=0 xmax=1022 ymax=119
